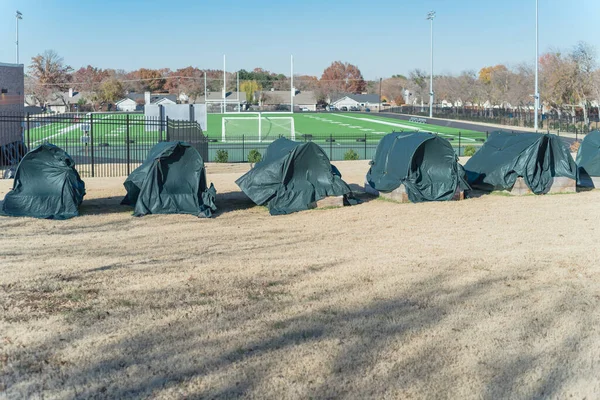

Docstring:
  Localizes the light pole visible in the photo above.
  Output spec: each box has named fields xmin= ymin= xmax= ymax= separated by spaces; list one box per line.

xmin=534 ymin=0 xmax=540 ymax=131
xmin=427 ymin=11 xmax=435 ymax=118
xmin=16 ymin=11 xmax=23 ymax=64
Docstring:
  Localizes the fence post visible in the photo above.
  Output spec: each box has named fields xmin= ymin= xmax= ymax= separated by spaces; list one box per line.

xmin=576 ymin=128 xmax=578 ymax=142
xmin=126 ymin=114 xmax=131 ymax=176
xmin=242 ymin=134 xmax=245 ymax=162
xmin=458 ymin=132 xmax=461 ymax=157
xmin=329 ymin=133 xmax=333 ymax=160
xmin=26 ymin=113 xmax=30 ymax=149
xmin=364 ymin=133 xmax=367 ymax=159
xmin=90 ymin=114 xmax=95 ymax=177
xmin=165 ymin=116 xmax=169 ymax=142
xmin=486 ymin=131 xmax=489 ymax=140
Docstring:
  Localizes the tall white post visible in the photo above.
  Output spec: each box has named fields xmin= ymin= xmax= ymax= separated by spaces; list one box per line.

xmin=291 ymin=55 xmax=294 ymax=113
xmin=534 ymin=0 xmax=540 ymax=131
xmin=15 ymin=11 xmax=22 ymax=64
xmin=223 ymin=55 xmax=226 ymax=114
xmin=204 ymin=72 xmax=207 ymax=103
xmin=16 ymin=15 xmax=18 ymax=63
xmin=427 ymin=11 xmax=435 ymax=119
xmin=237 ymin=71 xmax=240 ymax=112
xmin=258 ymin=112 xmax=262 ymax=142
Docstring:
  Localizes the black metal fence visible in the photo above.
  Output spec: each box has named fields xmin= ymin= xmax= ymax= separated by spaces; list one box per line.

xmin=385 ymin=105 xmax=600 ymax=133
xmin=0 ymin=113 xmax=208 ymax=177
xmin=1 ymin=112 xmax=488 ymax=178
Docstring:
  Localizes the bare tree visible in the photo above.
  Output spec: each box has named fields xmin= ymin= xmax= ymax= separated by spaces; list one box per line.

xmin=455 ymin=70 xmax=480 ymax=109
xmin=381 ymin=76 xmax=409 ymax=105
xmin=27 ymin=50 xmax=73 ymax=106
xmin=540 ymin=51 xmax=578 ymax=121
xmin=570 ymin=41 xmax=597 ymax=126
xmin=408 ymin=69 xmax=429 ymax=107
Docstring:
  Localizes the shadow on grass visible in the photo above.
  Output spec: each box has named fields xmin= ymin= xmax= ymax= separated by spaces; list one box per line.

xmin=3 ymin=266 xmax=597 ymax=399
xmin=213 ymin=191 xmax=258 ymax=216
xmin=79 ymin=196 xmax=130 ymax=216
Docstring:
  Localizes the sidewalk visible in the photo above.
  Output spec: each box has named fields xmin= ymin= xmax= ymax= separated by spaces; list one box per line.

xmin=423 ymin=115 xmax=580 ymax=139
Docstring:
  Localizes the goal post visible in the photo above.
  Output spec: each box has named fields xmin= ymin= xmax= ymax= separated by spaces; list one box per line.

xmin=221 ymin=113 xmax=295 ymax=142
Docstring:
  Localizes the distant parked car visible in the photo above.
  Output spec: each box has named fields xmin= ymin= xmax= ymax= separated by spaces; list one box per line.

xmin=365 ymin=108 xmax=371 ymax=112
xmin=340 ymin=106 xmax=348 ymax=111
xmin=301 ymin=107 xmax=309 ymax=112
xmin=349 ymin=106 xmax=360 ymax=111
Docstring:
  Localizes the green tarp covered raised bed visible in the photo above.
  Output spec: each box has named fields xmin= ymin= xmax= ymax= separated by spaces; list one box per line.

xmin=121 ymin=141 xmax=216 ymax=217
xmin=465 ymin=131 xmax=577 ymax=194
xmin=1 ymin=143 xmax=85 ymax=219
xmin=366 ymin=132 xmax=470 ymax=202
xmin=576 ymin=130 xmax=600 ymax=177
xmin=236 ymin=137 xmax=353 ymax=215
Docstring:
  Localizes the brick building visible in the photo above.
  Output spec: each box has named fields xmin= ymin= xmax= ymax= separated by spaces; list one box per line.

xmin=0 ymin=62 xmax=26 ymax=166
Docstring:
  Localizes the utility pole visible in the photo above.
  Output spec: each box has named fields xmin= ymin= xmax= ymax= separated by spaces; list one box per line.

xmin=427 ymin=11 xmax=436 ymax=118
xmin=16 ymin=11 xmax=23 ymax=64
xmin=534 ymin=0 xmax=540 ymax=131
xmin=379 ymin=77 xmax=382 ymax=112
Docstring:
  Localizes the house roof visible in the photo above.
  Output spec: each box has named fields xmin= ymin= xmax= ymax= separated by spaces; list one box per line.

xmin=259 ymin=90 xmax=317 ymax=105
xmin=24 ymin=105 xmax=44 ymax=115
xmin=45 ymin=91 xmax=86 ymax=106
xmin=154 ymin=97 xmax=176 ymax=105
xmin=126 ymin=92 xmax=178 ymax=104
xmin=202 ymin=91 xmax=246 ymax=102
xmin=115 ymin=98 xmax=136 ymax=105
xmin=331 ymin=93 xmax=380 ymax=104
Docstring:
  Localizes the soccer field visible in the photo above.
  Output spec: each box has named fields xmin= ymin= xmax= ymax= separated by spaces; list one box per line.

xmin=25 ymin=112 xmax=486 ymax=147
xmin=20 ymin=112 xmax=487 ymax=165
xmin=207 ymin=112 xmax=486 ymax=144
xmin=25 ymin=114 xmax=158 ymax=147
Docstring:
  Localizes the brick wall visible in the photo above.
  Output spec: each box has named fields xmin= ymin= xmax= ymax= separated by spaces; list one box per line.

xmin=0 ymin=63 xmax=25 ymax=146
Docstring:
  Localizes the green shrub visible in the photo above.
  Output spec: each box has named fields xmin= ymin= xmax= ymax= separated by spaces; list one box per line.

xmin=464 ymin=145 xmax=477 ymax=157
xmin=215 ymin=149 xmax=229 ymax=163
xmin=344 ymin=149 xmax=360 ymax=161
xmin=248 ymin=149 xmax=262 ymax=164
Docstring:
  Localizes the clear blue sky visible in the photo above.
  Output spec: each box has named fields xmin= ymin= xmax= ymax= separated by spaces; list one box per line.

xmin=0 ymin=0 xmax=599 ymax=79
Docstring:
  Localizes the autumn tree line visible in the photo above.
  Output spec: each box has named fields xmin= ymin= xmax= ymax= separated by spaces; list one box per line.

xmin=26 ymin=42 xmax=600 ymax=119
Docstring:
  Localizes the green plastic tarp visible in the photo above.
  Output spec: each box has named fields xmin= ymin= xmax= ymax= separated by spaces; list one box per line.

xmin=366 ymin=132 xmax=470 ymax=202
xmin=236 ymin=137 xmax=353 ymax=215
xmin=1 ymin=143 xmax=85 ymax=219
xmin=576 ymin=130 xmax=600 ymax=177
xmin=465 ymin=131 xmax=577 ymax=194
xmin=121 ymin=141 xmax=216 ymax=217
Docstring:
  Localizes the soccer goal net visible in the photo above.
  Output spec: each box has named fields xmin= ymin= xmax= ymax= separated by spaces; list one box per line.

xmin=221 ymin=113 xmax=295 ymax=142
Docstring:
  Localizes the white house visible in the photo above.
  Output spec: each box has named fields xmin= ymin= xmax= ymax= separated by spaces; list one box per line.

xmin=330 ymin=94 xmax=381 ymax=111
xmin=115 ymin=98 xmax=136 ymax=112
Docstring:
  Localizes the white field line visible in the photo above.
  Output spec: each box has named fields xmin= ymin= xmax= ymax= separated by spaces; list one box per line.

xmin=331 ymin=114 xmax=476 ymax=141
xmin=225 ymin=118 xmax=304 ymax=142
xmin=33 ymin=115 xmax=114 ymax=145
xmin=33 ymin=123 xmax=83 ymax=145
xmin=268 ymin=118 xmax=305 ymax=138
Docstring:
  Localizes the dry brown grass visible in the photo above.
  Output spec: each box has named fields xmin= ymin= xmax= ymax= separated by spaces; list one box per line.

xmin=1 ymin=160 xmax=600 ymax=399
